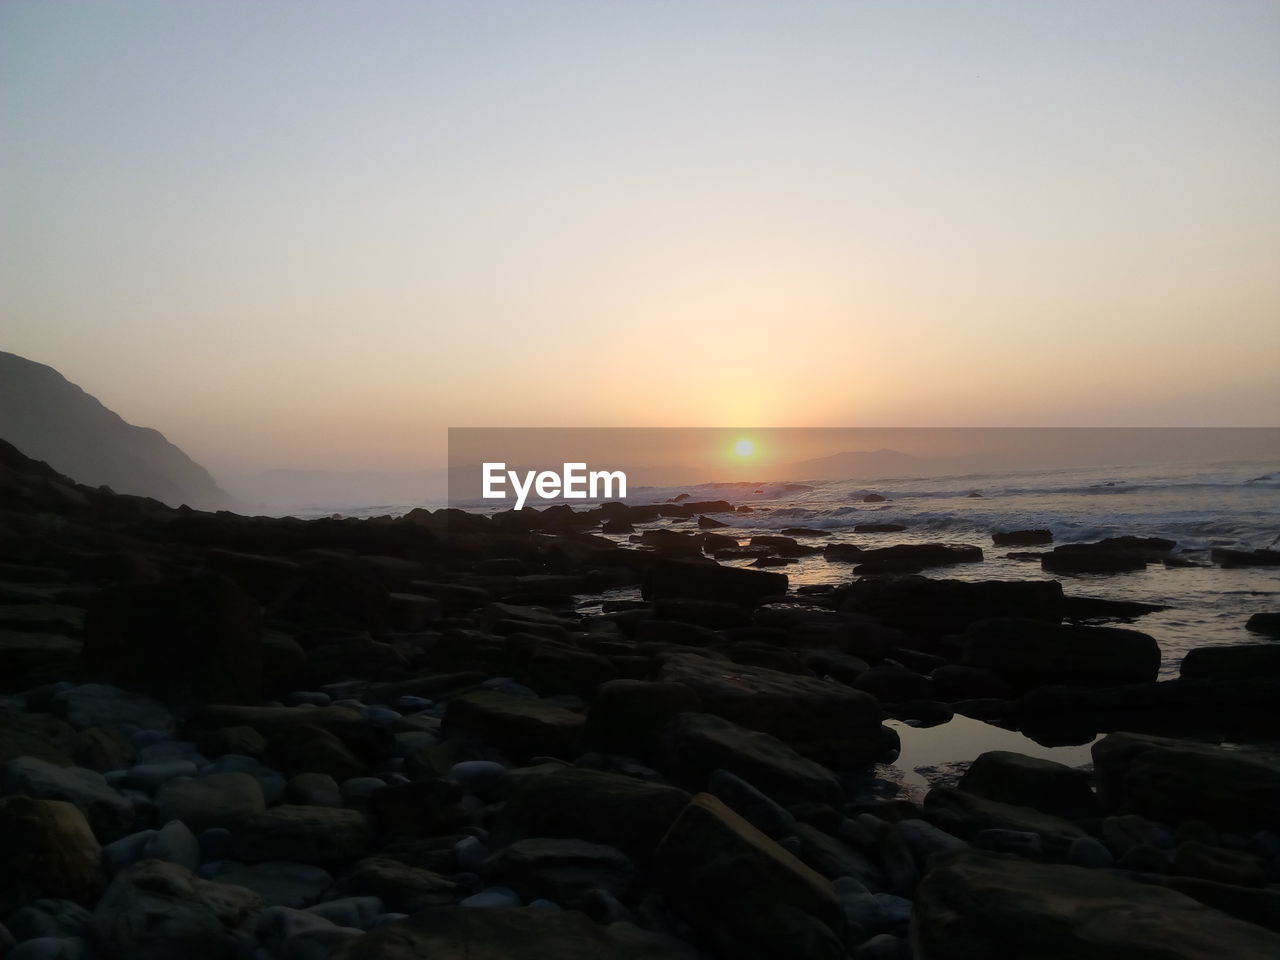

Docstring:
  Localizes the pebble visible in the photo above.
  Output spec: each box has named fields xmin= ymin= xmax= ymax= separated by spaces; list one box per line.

xmin=339 ymin=777 xmax=386 ymax=806
xmin=1068 ymin=836 xmax=1115 ymax=869
xmin=102 ymin=829 xmax=156 ymax=873
xmin=360 ymin=705 xmax=401 ymax=728
xmin=122 ymin=760 xmax=198 ymax=791
xmin=460 ymin=887 xmax=521 ymax=908
xmin=454 ymin=835 xmax=489 ymax=873
xmin=449 ymin=760 xmax=508 ymax=799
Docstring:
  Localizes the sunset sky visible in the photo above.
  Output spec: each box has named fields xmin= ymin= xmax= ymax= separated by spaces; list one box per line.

xmin=3 ymin=0 xmax=1278 ymax=478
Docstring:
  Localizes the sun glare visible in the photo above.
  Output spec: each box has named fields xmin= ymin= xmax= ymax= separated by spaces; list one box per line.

xmin=733 ymin=438 xmax=756 ymax=458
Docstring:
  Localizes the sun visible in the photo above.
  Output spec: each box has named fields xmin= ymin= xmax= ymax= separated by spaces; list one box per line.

xmin=733 ymin=438 xmax=756 ymax=458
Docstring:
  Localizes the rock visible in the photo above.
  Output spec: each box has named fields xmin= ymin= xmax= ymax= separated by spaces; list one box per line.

xmin=853 ymin=933 xmax=911 ymax=960
xmin=5 ymin=938 xmax=92 ymax=959
xmin=1180 ymin=644 xmax=1280 ymax=679
xmin=660 ymin=711 xmax=843 ymax=805
xmin=144 ymin=819 xmax=201 ymax=871
xmin=853 ymin=665 xmax=933 ymax=703
xmin=5 ymin=899 xmax=95 ymax=940
xmin=231 ymin=805 xmax=371 ymax=864
xmin=305 ymin=895 xmax=385 ymax=929
xmin=69 ymin=725 xmax=135 ymax=771
xmin=706 ymin=768 xmax=795 ymax=838
xmin=1245 ymin=612 xmax=1280 ymax=637
xmin=50 ymin=684 xmax=174 ymax=735
xmin=1042 ymin=543 xmax=1152 ymax=573
xmin=367 ymin=778 xmax=471 ymax=839
xmin=0 ymin=755 xmax=133 ymax=840
xmin=838 ymin=577 xmax=1063 ymax=641
xmin=992 ymin=529 xmax=1053 ymax=546
xmin=460 ymin=887 xmax=521 ymax=907
xmin=266 ymin=724 xmax=368 ymax=781
xmin=1092 ymin=732 xmax=1280 ymax=831
xmin=863 ymin=494 xmax=887 ymax=503
xmin=893 ymin=819 xmax=967 ymax=865
xmin=922 ymin=787 xmax=1088 ymax=857
xmin=850 ymin=543 xmax=983 ymax=568
xmin=958 ymin=750 xmax=1098 ymax=819
xmin=155 ymin=771 xmax=266 ymax=832
xmin=93 ymin=859 xmax=262 ymax=960
xmin=0 ymin=710 xmax=76 ymax=767
xmin=496 ymin=765 xmax=689 ymax=865
xmin=658 ymin=653 xmax=885 ymax=765
xmin=208 ymin=860 xmax=332 ymax=908
xmin=1067 ymin=836 xmax=1115 ymax=868
xmin=81 ymin=573 xmax=262 ymax=705
xmin=1147 ymin=876 xmax=1280 ymax=933
xmin=443 ymin=690 xmax=584 ymax=762
xmin=329 ymin=905 xmax=702 ymax=959
xmin=0 ymin=632 xmax=82 ymax=693
xmin=657 ymin=793 xmax=847 ymax=960
xmin=854 ymin=523 xmax=907 ymax=534
xmin=697 ymin=515 xmax=729 ymax=528
xmin=448 ymin=759 xmax=509 ymax=799
xmin=284 ymin=771 xmax=343 ymax=807
xmin=973 ymin=827 xmax=1043 ymax=858
xmin=480 ymin=838 xmax=634 ymax=906
xmin=790 ymin=822 xmax=886 ymax=889
xmin=326 ymin=857 xmax=458 ymax=913
xmin=961 ymin=617 xmax=1160 ymax=687
xmin=913 ymin=850 xmax=1280 ymax=959
xmin=1171 ymin=840 xmax=1268 ymax=886
xmin=928 ymin=664 xmax=1010 ymax=701
xmin=582 ymin=680 xmax=701 ymax=760
xmin=1101 ymin=813 xmax=1175 ymax=855
xmin=0 ymin=797 xmax=105 ymax=913
xmin=643 ymin=559 xmax=787 ymax=607
xmin=1212 ymin=548 xmax=1280 ymax=568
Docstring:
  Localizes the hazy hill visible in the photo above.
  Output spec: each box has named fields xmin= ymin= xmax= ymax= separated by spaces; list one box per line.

xmin=0 ymin=351 xmax=231 ymax=509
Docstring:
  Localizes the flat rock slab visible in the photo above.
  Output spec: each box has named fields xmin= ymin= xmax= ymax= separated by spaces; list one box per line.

xmin=1092 ymin=732 xmax=1280 ymax=831
xmin=913 ymin=851 xmax=1280 ymax=960
xmin=332 ymin=906 xmax=701 ymax=960
xmin=923 ymin=786 xmax=1088 ymax=857
xmin=658 ymin=653 xmax=884 ymax=765
xmin=496 ymin=765 xmax=688 ymax=865
xmin=443 ymin=690 xmax=583 ymax=762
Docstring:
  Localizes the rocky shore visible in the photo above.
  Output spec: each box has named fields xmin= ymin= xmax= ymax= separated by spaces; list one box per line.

xmin=1 ymin=438 xmax=1278 ymax=959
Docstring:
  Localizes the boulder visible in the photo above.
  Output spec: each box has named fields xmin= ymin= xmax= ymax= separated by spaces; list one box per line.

xmin=0 ymin=710 xmax=77 ymax=766
xmin=50 ymin=684 xmax=174 ymax=734
xmin=961 ymin=617 xmax=1160 ymax=687
xmin=0 ymin=631 xmax=82 ymax=693
xmin=838 ymin=577 xmax=1063 ymax=641
xmin=958 ymin=750 xmax=1098 ymax=819
xmin=231 ymin=805 xmax=371 ymax=864
xmin=658 ymin=653 xmax=885 ymax=765
xmin=1245 ymin=612 xmax=1280 ymax=637
xmin=656 ymin=793 xmax=847 ymax=960
xmin=443 ymin=690 xmax=583 ymax=762
xmin=643 ymin=559 xmax=787 ymax=607
xmin=265 ymin=724 xmax=368 ymax=782
xmin=1180 ymin=644 xmax=1280 ymax=679
xmin=582 ymin=680 xmax=701 ymax=760
xmin=155 ymin=771 xmax=266 ymax=832
xmin=325 ymin=857 xmax=458 ymax=913
xmin=1092 ymin=732 xmax=1280 ymax=831
xmin=496 ymin=765 xmax=689 ymax=865
xmin=93 ymin=859 xmax=262 ymax=960
xmin=81 ymin=573 xmax=262 ymax=704
xmin=992 ymin=529 xmax=1053 ymax=546
xmin=660 ymin=711 xmax=843 ymax=805
xmin=848 ymin=544 xmax=983 ymax=568
xmin=330 ymin=906 xmax=701 ymax=959
xmin=913 ymin=850 xmax=1280 ymax=959
xmin=922 ymin=786 xmax=1088 ymax=857
xmin=0 ymin=797 xmax=105 ymax=913
xmin=0 ymin=755 xmax=133 ymax=840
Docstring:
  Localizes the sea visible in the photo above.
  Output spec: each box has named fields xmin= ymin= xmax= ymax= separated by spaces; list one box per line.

xmin=301 ymin=457 xmax=1280 ymax=787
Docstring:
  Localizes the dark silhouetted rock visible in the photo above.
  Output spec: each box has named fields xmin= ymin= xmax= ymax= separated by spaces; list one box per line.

xmin=838 ymin=577 xmax=1063 ymax=641
xmin=961 ymin=617 xmax=1160 ymax=687
xmin=644 ymin=559 xmax=787 ymax=607
xmin=958 ymin=750 xmax=1098 ymax=819
xmin=1246 ymin=612 xmax=1280 ymax=636
xmin=1180 ymin=644 xmax=1280 ymax=679
xmin=992 ymin=529 xmax=1053 ymax=546
xmin=443 ymin=690 xmax=583 ymax=762
xmin=582 ymin=680 xmax=702 ymax=760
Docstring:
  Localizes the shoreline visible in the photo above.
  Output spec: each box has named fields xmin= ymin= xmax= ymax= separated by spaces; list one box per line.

xmin=2 ymin=439 xmax=1279 ymax=958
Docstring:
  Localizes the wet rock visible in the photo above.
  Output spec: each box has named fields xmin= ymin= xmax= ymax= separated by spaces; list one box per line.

xmin=850 ymin=543 xmax=983 ymax=568
xmin=958 ymin=750 xmax=1098 ymax=819
xmin=644 ymin=559 xmax=787 ymax=607
xmin=155 ymin=771 xmax=266 ymax=832
xmin=231 ymin=805 xmax=371 ymax=864
xmin=1245 ymin=612 xmax=1280 ymax=637
xmin=961 ymin=617 xmax=1160 ymax=687
xmin=913 ymin=850 xmax=1280 ymax=960
xmin=497 ymin=765 xmax=689 ymax=865
xmin=656 ymin=793 xmax=847 ymax=960
xmin=0 ymin=755 xmax=133 ymax=840
xmin=93 ymin=859 xmax=262 ymax=960
xmin=1180 ymin=643 xmax=1280 ymax=679
xmin=0 ymin=797 xmax=105 ymax=913
xmin=1092 ymin=732 xmax=1280 ymax=831
xmin=658 ymin=653 xmax=885 ymax=766
xmin=838 ymin=577 xmax=1063 ymax=641
xmin=1212 ymin=548 xmax=1280 ymax=568
xmin=660 ymin=711 xmax=843 ymax=805
xmin=992 ymin=529 xmax=1053 ymax=546
xmin=443 ymin=690 xmax=583 ymax=762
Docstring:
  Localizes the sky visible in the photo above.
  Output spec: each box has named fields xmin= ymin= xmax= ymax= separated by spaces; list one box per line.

xmin=2 ymin=0 xmax=1278 ymax=480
